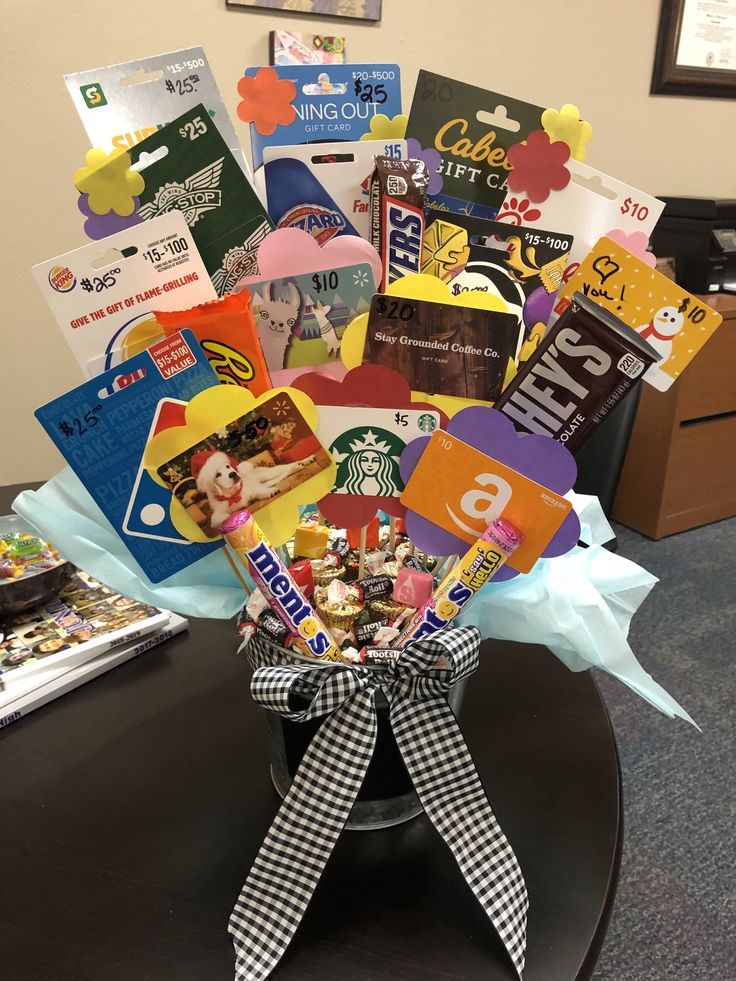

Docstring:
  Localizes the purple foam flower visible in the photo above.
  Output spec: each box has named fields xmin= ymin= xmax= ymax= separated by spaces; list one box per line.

xmin=78 ymin=193 xmax=141 ymax=240
xmin=406 ymin=137 xmax=444 ymax=196
xmin=399 ymin=406 xmax=581 ymax=581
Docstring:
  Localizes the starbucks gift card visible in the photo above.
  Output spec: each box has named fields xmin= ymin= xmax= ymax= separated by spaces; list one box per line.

xmin=156 ymin=391 xmax=332 ymax=538
xmin=94 ymin=104 xmax=274 ymax=295
xmin=362 ymin=293 xmax=519 ymax=403
xmin=555 ymin=237 xmax=723 ymax=391
xmin=316 ymin=405 xmax=440 ymax=499
xmin=406 ymin=70 xmax=545 ymax=214
xmin=247 ymin=262 xmax=375 ymax=385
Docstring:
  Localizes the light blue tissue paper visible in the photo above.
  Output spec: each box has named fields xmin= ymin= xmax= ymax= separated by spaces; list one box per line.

xmin=13 ymin=469 xmax=245 ymax=620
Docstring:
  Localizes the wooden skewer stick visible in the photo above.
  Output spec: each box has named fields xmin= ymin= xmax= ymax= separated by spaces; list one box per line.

xmin=224 ymin=548 xmax=252 ymax=595
xmin=358 ymin=525 xmax=368 ymax=579
xmin=389 ymin=516 xmax=397 ymax=552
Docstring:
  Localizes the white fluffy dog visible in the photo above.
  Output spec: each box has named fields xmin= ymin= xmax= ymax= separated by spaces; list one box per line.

xmin=192 ymin=450 xmax=315 ymax=528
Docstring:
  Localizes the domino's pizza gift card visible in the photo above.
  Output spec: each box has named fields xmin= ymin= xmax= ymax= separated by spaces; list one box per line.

xmin=87 ymin=104 xmax=274 ymax=296
xmin=406 ymin=70 xmax=545 ymax=214
xmin=244 ymin=64 xmax=402 ymax=171
xmin=247 ymin=263 xmax=375 ymax=386
xmin=35 ymin=331 xmax=222 ymax=583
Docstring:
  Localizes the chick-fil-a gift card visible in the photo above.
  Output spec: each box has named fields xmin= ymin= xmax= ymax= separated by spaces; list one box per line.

xmin=33 ymin=212 xmax=217 ymax=378
xmin=35 ymin=331 xmax=222 ymax=582
xmin=400 ymin=429 xmax=572 ymax=573
xmin=555 ymin=237 xmax=723 ymax=390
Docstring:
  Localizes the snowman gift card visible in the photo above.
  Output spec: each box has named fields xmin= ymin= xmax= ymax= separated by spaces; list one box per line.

xmin=555 ymin=236 xmax=723 ymax=390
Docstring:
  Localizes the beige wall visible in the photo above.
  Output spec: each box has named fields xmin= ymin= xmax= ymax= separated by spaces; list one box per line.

xmin=2 ymin=0 xmax=735 ymax=486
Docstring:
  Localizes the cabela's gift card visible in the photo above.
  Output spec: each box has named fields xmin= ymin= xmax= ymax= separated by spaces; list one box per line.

xmin=33 ymin=212 xmax=216 ymax=378
xmin=34 ymin=331 xmax=221 ymax=583
xmin=157 ymin=391 xmax=331 ymax=537
xmin=406 ymin=71 xmax=545 ymax=214
xmin=362 ymin=294 xmax=518 ymax=402
xmin=248 ymin=263 xmax=375 ymax=385
xmin=555 ymin=237 xmax=723 ymax=391
xmin=108 ymin=104 xmax=274 ymax=295
xmin=400 ymin=429 xmax=572 ymax=573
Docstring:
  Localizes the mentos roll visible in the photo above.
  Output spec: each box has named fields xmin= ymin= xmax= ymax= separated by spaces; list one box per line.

xmin=264 ymin=157 xmax=358 ymax=245
xmin=495 ymin=292 xmax=660 ymax=454
xmin=370 ymin=156 xmax=429 ymax=289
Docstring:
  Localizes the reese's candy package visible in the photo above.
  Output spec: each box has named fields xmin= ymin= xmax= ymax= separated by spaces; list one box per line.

xmin=369 ymin=156 xmax=429 ymax=289
xmin=154 ymin=291 xmax=272 ymax=395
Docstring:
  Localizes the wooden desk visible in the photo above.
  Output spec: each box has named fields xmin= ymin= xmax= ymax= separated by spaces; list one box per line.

xmin=614 ymin=293 xmax=736 ymax=538
xmin=0 ymin=485 xmax=622 ymax=981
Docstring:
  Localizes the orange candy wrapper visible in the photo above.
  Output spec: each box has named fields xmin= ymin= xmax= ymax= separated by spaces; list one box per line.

xmin=154 ymin=291 xmax=272 ymax=395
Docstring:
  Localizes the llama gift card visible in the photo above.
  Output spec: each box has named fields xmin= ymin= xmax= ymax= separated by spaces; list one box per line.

xmin=156 ymin=391 xmax=331 ymax=538
xmin=34 ymin=331 xmax=222 ymax=583
xmin=554 ymin=237 xmax=723 ymax=390
xmin=247 ymin=262 xmax=375 ymax=386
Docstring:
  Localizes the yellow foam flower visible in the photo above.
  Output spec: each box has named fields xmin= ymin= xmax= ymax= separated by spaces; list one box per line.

xmin=75 ymin=147 xmax=144 ymax=217
xmin=359 ymin=113 xmax=408 ymax=142
xmin=540 ymin=104 xmax=593 ymax=162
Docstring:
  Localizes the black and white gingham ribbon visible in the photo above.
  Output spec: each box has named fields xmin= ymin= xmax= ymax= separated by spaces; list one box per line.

xmin=230 ymin=625 xmax=528 ymax=979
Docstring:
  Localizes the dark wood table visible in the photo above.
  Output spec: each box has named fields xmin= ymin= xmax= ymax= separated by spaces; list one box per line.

xmin=0 ymin=484 xmax=621 ymax=981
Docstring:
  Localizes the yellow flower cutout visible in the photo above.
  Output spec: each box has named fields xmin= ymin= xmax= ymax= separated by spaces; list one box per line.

xmin=340 ymin=273 xmax=516 ymax=418
xmin=540 ymin=104 xmax=593 ymax=162
xmin=359 ymin=113 xmax=408 ymax=142
xmin=144 ymin=384 xmax=336 ymax=548
xmin=75 ymin=147 xmax=144 ymax=217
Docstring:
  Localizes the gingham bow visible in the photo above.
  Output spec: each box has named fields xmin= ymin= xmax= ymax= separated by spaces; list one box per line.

xmin=229 ymin=626 xmax=528 ymax=980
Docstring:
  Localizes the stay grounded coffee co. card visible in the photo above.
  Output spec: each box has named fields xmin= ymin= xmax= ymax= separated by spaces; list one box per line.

xmin=363 ymin=294 xmax=518 ymax=402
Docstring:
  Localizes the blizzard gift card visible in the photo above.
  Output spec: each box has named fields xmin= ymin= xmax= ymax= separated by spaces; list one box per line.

xmin=33 ymin=212 xmax=216 ymax=378
xmin=264 ymin=157 xmax=360 ymax=242
xmin=245 ymin=63 xmax=402 ymax=170
xmin=35 ymin=332 xmax=221 ymax=582
xmin=65 ymin=47 xmax=252 ymax=178
xmin=263 ymin=139 xmax=407 ymax=240
xmin=406 ymin=71 xmax=544 ymax=213
xmin=498 ymin=160 xmax=664 ymax=269
xmin=363 ymin=293 xmax=519 ymax=402
xmin=555 ymin=237 xmax=723 ymax=391
xmin=248 ymin=263 xmax=374 ymax=386
xmin=401 ymin=429 xmax=572 ymax=574
xmin=122 ymin=105 xmax=273 ymax=295
xmin=157 ymin=391 xmax=332 ymax=538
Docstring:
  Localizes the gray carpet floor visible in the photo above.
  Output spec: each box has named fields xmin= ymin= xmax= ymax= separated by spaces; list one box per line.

xmin=591 ymin=518 xmax=735 ymax=981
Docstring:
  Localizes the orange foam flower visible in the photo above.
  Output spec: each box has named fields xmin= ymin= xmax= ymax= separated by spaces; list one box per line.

xmin=236 ymin=67 xmax=297 ymax=136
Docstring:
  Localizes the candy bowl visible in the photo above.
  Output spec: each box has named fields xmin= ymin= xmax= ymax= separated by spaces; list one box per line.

xmin=0 ymin=515 xmax=73 ymax=617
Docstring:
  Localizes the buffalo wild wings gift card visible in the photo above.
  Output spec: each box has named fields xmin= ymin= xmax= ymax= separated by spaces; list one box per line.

xmin=555 ymin=237 xmax=723 ymax=390
xmin=363 ymin=293 xmax=519 ymax=402
xmin=157 ymin=391 xmax=331 ymax=538
xmin=401 ymin=429 xmax=572 ymax=573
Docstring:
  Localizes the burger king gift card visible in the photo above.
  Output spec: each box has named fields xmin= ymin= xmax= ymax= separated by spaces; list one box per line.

xmin=33 ymin=212 xmax=216 ymax=379
xmin=555 ymin=237 xmax=723 ymax=391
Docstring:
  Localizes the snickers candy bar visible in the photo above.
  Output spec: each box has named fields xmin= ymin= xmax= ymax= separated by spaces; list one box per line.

xmin=370 ymin=156 xmax=429 ymax=289
xmin=495 ymin=292 xmax=659 ymax=455
xmin=358 ymin=573 xmax=394 ymax=602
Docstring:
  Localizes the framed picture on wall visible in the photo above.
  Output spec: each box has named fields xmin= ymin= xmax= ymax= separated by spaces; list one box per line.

xmin=651 ymin=0 xmax=736 ymax=98
xmin=226 ymin=0 xmax=382 ymax=21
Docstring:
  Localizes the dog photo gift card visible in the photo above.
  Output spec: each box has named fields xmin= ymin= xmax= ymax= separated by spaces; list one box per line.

xmin=555 ymin=237 xmax=723 ymax=391
xmin=247 ymin=262 xmax=375 ymax=386
xmin=156 ymin=391 xmax=332 ymax=538
xmin=35 ymin=331 xmax=222 ymax=584
xmin=400 ymin=429 xmax=572 ymax=574
xmin=406 ymin=70 xmax=545 ymax=214
xmin=117 ymin=104 xmax=273 ymax=295
xmin=362 ymin=293 xmax=519 ymax=403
